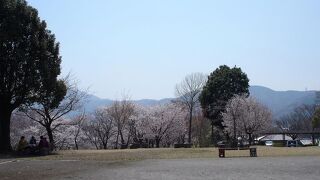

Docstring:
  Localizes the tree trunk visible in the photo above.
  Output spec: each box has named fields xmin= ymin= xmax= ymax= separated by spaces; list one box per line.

xmin=312 ymin=133 xmax=315 ymax=146
xmin=248 ymin=133 xmax=252 ymax=146
xmin=0 ymin=107 xmax=13 ymax=153
xmin=155 ymin=136 xmax=160 ymax=148
xmin=74 ymin=138 xmax=78 ymax=150
xmin=94 ymin=143 xmax=99 ymax=150
xmin=46 ymin=126 xmax=55 ymax=150
xmin=119 ymin=130 xmax=125 ymax=144
xmin=211 ymin=122 xmax=214 ymax=145
xmin=115 ymin=131 xmax=119 ymax=149
xmin=126 ymin=134 xmax=131 ymax=147
xmin=233 ymin=117 xmax=237 ymax=147
xmin=188 ymin=107 xmax=193 ymax=144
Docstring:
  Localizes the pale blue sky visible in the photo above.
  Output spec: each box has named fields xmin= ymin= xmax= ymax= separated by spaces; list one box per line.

xmin=27 ymin=0 xmax=320 ymax=100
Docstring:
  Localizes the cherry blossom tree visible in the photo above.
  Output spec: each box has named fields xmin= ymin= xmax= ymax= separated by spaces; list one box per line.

xmin=144 ymin=103 xmax=187 ymax=147
xmin=222 ymin=95 xmax=272 ymax=145
xmin=221 ymin=95 xmax=245 ymax=145
xmin=126 ymin=105 xmax=149 ymax=145
xmin=10 ymin=111 xmax=45 ymax=149
xmin=11 ymin=111 xmax=74 ymax=150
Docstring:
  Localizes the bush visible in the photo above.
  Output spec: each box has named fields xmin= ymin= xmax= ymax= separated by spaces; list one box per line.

xmin=120 ymin=144 xmax=128 ymax=149
xmin=273 ymin=141 xmax=286 ymax=147
xmin=174 ymin=144 xmax=192 ymax=148
xmin=129 ymin=144 xmax=139 ymax=149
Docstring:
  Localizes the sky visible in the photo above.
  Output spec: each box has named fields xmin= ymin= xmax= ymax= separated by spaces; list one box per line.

xmin=27 ymin=0 xmax=320 ymax=100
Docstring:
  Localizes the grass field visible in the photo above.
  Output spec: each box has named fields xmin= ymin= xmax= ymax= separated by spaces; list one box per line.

xmin=32 ymin=146 xmax=320 ymax=161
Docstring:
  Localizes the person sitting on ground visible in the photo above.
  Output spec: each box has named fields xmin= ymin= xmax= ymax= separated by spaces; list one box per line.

xmin=28 ymin=136 xmax=38 ymax=154
xmin=29 ymin=136 xmax=37 ymax=147
xmin=17 ymin=136 xmax=28 ymax=152
xmin=39 ymin=136 xmax=50 ymax=155
xmin=39 ymin=136 xmax=49 ymax=148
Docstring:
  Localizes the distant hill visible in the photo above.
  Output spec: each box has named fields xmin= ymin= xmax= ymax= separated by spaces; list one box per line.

xmin=249 ymin=86 xmax=316 ymax=118
xmin=82 ymin=86 xmax=317 ymax=118
xmin=83 ymin=94 xmax=113 ymax=112
xmin=83 ymin=94 xmax=173 ymax=113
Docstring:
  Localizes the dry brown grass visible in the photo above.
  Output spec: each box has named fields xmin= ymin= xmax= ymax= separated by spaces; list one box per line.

xmin=33 ymin=146 xmax=320 ymax=161
xmin=253 ymin=146 xmax=320 ymax=157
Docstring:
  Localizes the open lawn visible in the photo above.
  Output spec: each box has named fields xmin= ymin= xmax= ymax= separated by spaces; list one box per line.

xmin=1 ymin=147 xmax=320 ymax=180
xmin=32 ymin=146 xmax=320 ymax=161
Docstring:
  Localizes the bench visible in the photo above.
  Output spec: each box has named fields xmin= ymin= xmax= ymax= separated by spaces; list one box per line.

xmin=218 ymin=147 xmax=257 ymax=158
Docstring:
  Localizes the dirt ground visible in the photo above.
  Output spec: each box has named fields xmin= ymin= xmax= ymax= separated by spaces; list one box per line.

xmin=30 ymin=146 xmax=320 ymax=161
xmin=1 ymin=156 xmax=320 ymax=180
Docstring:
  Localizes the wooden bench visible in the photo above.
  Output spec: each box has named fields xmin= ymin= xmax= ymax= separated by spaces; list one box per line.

xmin=218 ymin=147 xmax=257 ymax=158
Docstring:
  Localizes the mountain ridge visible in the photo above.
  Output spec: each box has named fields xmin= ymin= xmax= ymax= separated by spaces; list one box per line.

xmin=84 ymin=85 xmax=317 ymax=118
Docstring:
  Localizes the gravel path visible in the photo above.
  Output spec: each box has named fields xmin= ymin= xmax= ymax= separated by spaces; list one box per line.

xmin=0 ymin=156 xmax=319 ymax=180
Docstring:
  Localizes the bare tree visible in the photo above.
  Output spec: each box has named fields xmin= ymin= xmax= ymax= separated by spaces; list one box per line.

xmin=192 ymin=111 xmax=212 ymax=147
xmin=175 ymin=73 xmax=207 ymax=144
xmin=94 ymin=108 xmax=115 ymax=149
xmin=223 ymin=96 xmax=272 ymax=145
xmin=80 ymin=107 xmax=116 ymax=150
xmin=82 ymin=119 xmax=101 ymax=149
xmin=70 ymin=111 xmax=86 ymax=150
xmin=276 ymin=104 xmax=315 ymax=140
xmin=53 ymin=123 xmax=74 ymax=150
xmin=23 ymin=76 xmax=86 ymax=148
xmin=107 ymin=98 xmax=136 ymax=148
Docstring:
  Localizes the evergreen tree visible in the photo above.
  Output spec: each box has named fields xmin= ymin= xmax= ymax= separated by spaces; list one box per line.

xmin=312 ymin=108 xmax=320 ymax=129
xmin=0 ymin=0 xmax=61 ymax=152
xmin=199 ymin=65 xmax=249 ymax=144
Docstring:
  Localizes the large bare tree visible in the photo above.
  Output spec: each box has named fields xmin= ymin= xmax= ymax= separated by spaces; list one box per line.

xmin=93 ymin=108 xmax=115 ymax=149
xmin=107 ymin=99 xmax=136 ymax=148
xmin=23 ymin=77 xmax=86 ymax=148
xmin=175 ymin=73 xmax=206 ymax=144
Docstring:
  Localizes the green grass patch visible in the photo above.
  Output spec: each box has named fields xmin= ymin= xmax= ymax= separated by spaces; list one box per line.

xmin=30 ymin=146 xmax=320 ymax=161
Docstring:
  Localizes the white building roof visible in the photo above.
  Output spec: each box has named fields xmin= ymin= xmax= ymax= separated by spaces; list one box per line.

xmin=258 ymin=135 xmax=293 ymax=141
